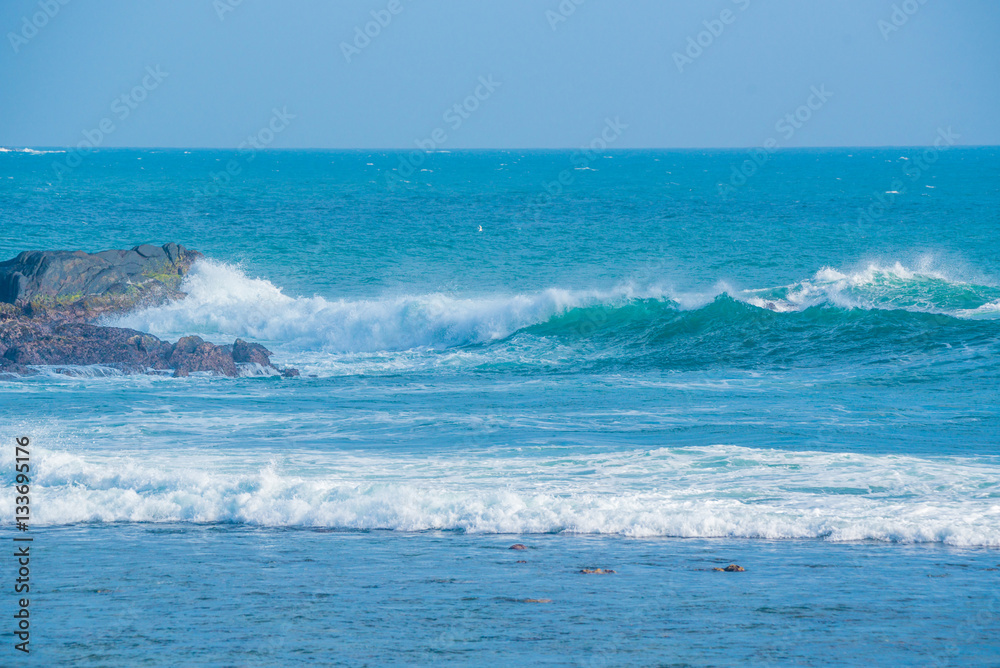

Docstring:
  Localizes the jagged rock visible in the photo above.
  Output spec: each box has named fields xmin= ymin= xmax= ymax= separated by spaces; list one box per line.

xmin=1 ymin=321 xmax=172 ymax=372
xmin=168 ymin=335 xmax=238 ymax=377
xmin=0 ymin=244 xmax=298 ymax=378
xmin=0 ymin=243 xmax=201 ymax=322
xmin=232 ymin=338 xmax=273 ymax=366
xmin=713 ymin=564 xmax=745 ymax=572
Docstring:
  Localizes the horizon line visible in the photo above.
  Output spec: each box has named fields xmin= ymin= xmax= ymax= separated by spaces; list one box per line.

xmin=2 ymin=144 xmax=997 ymax=152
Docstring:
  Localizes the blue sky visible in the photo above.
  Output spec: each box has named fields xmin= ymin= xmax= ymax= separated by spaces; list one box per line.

xmin=1 ymin=0 xmax=997 ymax=148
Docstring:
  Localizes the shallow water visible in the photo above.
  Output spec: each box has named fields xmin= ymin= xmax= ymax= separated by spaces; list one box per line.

xmin=17 ymin=527 xmax=1000 ymax=665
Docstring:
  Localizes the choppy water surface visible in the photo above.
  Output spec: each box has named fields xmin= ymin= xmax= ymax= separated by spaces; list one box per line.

xmin=1 ymin=148 xmax=998 ymax=664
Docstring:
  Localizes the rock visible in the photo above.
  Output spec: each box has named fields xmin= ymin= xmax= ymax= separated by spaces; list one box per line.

xmin=1 ymin=321 xmax=172 ymax=373
xmin=0 ymin=244 xmax=299 ymax=379
xmin=509 ymin=544 xmax=528 ymax=550
xmin=516 ymin=560 xmax=527 ymax=564
xmin=232 ymin=339 xmax=272 ymax=366
xmin=580 ymin=568 xmax=616 ymax=574
xmin=168 ymin=336 xmax=238 ymax=376
xmin=0 ymin=243 xmax=201 ymax=321
xmin=0 ymin=319 xmax=294 ymax=378
xmin=713 ymin=564 xmax=745 ymax=572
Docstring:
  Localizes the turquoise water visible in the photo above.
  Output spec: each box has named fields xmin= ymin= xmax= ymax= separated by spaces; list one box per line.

xmin=2 ymin=148 xmax=999 ymax=664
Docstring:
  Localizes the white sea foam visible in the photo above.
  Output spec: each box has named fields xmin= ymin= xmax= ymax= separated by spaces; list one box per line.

xmin=741 ymin=260 xmax=997 ymax=314
xmin=112 ymin=260 xmax=667 ymax=353
xmin=0 ymin=147 xmax=66 ymax=154
xmin=109 ymin=259 xmax=1000 ymax=360
xmin=2 ymin=442 xmax=998 ymax=545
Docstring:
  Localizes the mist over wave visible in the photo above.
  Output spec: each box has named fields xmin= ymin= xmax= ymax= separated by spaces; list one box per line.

xmin=109 ymin=259 xmax=1000 ymax=366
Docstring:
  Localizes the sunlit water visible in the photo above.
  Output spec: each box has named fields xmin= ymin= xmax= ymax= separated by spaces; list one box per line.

xmin=2 ymin=148 xmax=999 ymax=664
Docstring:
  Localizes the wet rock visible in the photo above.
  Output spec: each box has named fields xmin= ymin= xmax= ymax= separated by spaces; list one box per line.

xmin=580 ymin=568 xmax=616 ymax=574
xmin=0 ymin=245 xmax=299 ymax=379
xmin=713 ymin=564 xmax=745 ymax=572
xmin=168 ymin=336 xmax=238 ymax=377
xmin=509 ymin=544 xmax=528 ymax=550
xmin=0 ymin=243 xmax=201 ymax=321
xmin=1 ymin=321 xmax=173 ymax=373
xmin=232 ymin=338 xmax=272 ymax=366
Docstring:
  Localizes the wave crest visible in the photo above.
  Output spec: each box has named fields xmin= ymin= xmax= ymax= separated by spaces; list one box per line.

xmin=109 ymin=259 xmax=1000 ymax=365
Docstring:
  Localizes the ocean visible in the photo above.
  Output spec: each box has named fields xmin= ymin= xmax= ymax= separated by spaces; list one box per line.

xmin=1 ymin=147 xmax=999 ymax=665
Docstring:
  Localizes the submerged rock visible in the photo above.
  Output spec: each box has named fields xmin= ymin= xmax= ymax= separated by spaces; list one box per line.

xmin=713 ymin=564 xmax=746 ymax=572
xmin=509 ymin=544 xmax=528 ymax=550
xmin=0 ymin=244 xmax=298 ymax=378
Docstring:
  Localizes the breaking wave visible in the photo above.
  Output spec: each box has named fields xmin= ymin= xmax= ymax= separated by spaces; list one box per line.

xmin=107 ymin=260 xmax=1000 ymax=374
xmin=2 ymin=442 xmax=998 ymax=546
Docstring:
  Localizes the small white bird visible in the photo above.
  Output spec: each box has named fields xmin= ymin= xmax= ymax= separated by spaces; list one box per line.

xmin=477 ymin=225 xmax=483 ymax=232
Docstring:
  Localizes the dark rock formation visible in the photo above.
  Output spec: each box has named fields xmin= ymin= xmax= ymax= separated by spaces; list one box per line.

xmin=168 ymin=336 xmax=238 ymax=377
xmin=0 ymin=242 xmax=200 ymax=322
xmin=509 ymin=544 xmax=528 ymax=550
xmin=0 ymin=244 xmax=298 ymax=378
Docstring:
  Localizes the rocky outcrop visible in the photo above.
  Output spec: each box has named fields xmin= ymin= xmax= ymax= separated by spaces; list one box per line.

xmin=0 ymin=244 xmax=298 ymax=378
xmin=0 ymin=242 xmax=200 ymax=322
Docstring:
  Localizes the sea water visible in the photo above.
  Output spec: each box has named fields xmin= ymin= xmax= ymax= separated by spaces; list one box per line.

xmin=1 ymin=148 xmax=998 ymax=665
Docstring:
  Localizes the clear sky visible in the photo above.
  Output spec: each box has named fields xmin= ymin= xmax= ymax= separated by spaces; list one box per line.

xmin=1 ymin=0 xmax=997 ymax=148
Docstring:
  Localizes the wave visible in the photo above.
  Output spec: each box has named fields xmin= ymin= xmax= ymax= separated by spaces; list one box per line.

xmin=0 ymin=147 xmax=66 ymax=155
xmin=111 ymin=260 xmax=639 ymax=352
xmin=108 ymin=260 xmax=1000 ymax=374
xmin=3 ymin=443 xmax=998 ymax=546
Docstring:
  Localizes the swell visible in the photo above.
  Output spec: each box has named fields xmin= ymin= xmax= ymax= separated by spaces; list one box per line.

xmin=108 ymin=259 xmax=1000 ymax=371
